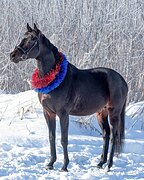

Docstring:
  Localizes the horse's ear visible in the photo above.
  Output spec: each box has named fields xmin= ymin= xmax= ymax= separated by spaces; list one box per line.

xmin=27 ymin=23 xmax=32 ymax=32
xmin=34 ymin=23 xmax=40 ymax=34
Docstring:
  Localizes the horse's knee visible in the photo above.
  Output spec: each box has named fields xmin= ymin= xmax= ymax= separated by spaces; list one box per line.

xmin=61 ymin=139 xmax=68 ymax=147
xmin=103 ymin=134 xmax=110 ymax=141
xmin=110 ymin=136 xmax=116 ymax=145
xmin=49 ymin=132 xmax=55 ymax=144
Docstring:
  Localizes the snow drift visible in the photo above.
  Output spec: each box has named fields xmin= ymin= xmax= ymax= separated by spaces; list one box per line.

xmin=0 ymin=91 xmax=144 ymax=179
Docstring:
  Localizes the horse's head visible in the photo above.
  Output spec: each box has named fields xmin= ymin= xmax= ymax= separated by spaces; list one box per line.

xmin=10 ymin=23 xmax=43 ymax=63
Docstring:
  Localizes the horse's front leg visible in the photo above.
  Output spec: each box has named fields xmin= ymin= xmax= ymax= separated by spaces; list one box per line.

xmin=43 ymin=109 xmax=57 ymax=170
xmin=59 ymin=111 xmax=69 ymax=172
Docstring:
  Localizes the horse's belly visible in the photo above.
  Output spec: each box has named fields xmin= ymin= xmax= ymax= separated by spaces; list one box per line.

xmin=70 ymin=109 xmax=99 ymax=116
xmin=69 ymin=96 xmax=108 ymax=116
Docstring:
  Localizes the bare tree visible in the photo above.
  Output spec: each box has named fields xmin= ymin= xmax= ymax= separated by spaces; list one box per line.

xmin=0 ymin=0 xmax=144 ymax=103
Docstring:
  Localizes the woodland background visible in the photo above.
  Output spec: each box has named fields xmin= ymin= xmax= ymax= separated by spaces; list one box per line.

xmin=0 ymin=0 xmax=144 ymax=103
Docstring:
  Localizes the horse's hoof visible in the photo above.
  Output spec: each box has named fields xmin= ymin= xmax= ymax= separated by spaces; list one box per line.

xmin=97 ymin=163 xmax=103 ymax=169
xmin=60 ymin=168 xmax=68 ymax=172
xmin=97 ymin=165 xmax=103 ymax=169
xmin=45 ymin=165 xmax=54 ymax=170
xmin=97 ymin=160 xmax=107 ymax=169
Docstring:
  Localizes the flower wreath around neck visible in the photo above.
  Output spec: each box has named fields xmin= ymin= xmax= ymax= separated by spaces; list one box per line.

xmin=31 ymin=52 xmax=68 ymax=94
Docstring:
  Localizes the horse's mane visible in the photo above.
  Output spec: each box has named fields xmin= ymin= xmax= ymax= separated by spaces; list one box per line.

xmin=42 ymin=34 xmax=60 ymax=62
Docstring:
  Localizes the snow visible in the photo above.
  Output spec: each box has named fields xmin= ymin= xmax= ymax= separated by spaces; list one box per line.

xmin=0 ymin=91 xmax=144 ymax=179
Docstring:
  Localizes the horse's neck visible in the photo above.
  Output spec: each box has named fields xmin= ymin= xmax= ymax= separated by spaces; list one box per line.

xmin=36 ymin=51 xmax=56 ymax=78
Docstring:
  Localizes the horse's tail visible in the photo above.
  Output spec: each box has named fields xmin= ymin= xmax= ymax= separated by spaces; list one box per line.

xmin=115 ymin=100 xmax=126 ymax=154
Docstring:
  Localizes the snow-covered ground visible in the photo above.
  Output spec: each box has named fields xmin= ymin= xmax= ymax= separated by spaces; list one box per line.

xmin=0 ymin=91 xmax=144 ymax=180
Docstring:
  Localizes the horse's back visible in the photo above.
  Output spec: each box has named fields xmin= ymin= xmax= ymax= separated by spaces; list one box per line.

xmin=80 ymin=66 xmax=128 ymax=99
xmin=73 ymin=66 xmax=128 ymax=96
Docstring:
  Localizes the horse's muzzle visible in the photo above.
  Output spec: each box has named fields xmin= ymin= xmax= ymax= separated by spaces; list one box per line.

xmin=10 ymin=51 xmax=20 ymax=63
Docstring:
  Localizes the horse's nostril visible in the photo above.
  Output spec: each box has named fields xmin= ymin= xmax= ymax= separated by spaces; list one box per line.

xmin=10 ymin=52 xmax=16 ymax=59
xmin=11 ymin=53 xmax=15 ymax=58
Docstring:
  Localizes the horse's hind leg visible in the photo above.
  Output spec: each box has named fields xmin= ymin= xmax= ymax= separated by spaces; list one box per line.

xmin=107 ymin=108 xmax=121 ymax=171
xmin=96 ymin=108 xmax=110 ymax=168
xmin=43 ymin=109 xmax=57 ymax=170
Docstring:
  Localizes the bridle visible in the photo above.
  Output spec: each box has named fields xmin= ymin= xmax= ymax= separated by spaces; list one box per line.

xmin=15 ymin=37 xmax=39 ymax=60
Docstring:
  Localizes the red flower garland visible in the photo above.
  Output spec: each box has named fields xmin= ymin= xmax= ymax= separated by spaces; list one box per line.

xmin=31 ymin=52 xmax=63 ymax=89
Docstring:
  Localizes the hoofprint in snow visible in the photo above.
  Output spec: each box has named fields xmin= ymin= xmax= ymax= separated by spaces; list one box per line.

xmin=0 ymin=91 xmax=144 ymax=180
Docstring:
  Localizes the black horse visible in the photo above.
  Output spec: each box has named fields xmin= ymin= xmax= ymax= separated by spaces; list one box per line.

xmin=10 ymin=24 xmax=128 ymax=172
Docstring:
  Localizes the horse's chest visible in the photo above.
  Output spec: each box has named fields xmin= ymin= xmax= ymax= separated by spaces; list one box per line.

xmin=39 ymin=94 xmax=54 ymax=112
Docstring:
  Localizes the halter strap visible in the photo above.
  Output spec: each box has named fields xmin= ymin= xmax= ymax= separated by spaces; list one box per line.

xmin=16 ymin=40 xmax=38 ymax=55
